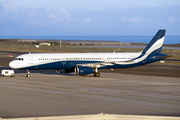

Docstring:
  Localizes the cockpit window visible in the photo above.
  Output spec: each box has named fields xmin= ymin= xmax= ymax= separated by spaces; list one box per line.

xmin=15 ymin=58 xmax=24 ymax=61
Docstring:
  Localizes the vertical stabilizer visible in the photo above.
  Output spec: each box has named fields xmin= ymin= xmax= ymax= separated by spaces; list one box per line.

xmin=142 ymin=30 xmax=166 ymax=54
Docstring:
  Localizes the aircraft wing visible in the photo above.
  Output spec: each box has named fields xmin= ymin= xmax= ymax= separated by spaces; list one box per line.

xmin=76 ymin=54 xmax=168 ymax=68
xmin=76 ymin=60 xmax=137 ymax=68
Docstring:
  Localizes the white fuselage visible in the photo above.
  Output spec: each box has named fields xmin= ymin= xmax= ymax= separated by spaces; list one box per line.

xmin=9 ymin=52 xmax=141 ymax=69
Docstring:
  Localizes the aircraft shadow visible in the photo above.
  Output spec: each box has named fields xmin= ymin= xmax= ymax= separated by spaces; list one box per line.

xmin=0 ymin=66 xmax=94 ymax=77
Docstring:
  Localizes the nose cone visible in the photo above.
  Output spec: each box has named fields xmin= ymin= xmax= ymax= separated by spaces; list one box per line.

xmin=9 ymin=61 xmax=17 ymax=69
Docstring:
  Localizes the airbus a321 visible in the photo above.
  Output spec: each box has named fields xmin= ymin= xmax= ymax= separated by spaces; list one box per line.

xmin=9 ymin=30 xmax=167 ymax=77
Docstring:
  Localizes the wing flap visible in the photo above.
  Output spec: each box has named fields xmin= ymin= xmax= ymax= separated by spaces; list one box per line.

xmin=100 ymin=63 xmax=115 ymax=66
xmin=114 ymin=60 xmax=136 ymax=64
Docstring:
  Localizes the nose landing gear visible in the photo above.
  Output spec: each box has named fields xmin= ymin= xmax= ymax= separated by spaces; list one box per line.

xmin=26 ymin=70 xmax=31 ymax=78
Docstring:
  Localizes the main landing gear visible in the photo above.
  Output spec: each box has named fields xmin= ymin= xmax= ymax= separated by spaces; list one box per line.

xmin=94 ymin=72 xmax=100 ymax=77
xmin=94 ymin=68 xmax=100 ymax=77
xmin=81 ymin=74 xmax=87 ymax=76
xmin=26 ymin=70 xmax=31 ymax=78
xmin=80 ymin=72 xmax=100 ymax=77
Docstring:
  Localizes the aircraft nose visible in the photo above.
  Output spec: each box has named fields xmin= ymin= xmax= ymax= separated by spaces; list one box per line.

xmin=9 ymin=61 xmax=17 ymax=69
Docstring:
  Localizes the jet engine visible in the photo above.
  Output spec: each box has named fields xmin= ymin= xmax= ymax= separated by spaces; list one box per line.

xmin=75 ymin=66 xmax=94 ymax=74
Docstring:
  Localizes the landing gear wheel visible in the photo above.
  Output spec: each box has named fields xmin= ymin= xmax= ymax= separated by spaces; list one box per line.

xmin=26 ymin=70 xmax=31 ymax=78
xmin=94 ymin=72 xmax=100 ymax=77
xmin=26 ymin=74 xmax=31 ymax=78
xmin=81 ymin=74 xmax=87 ymax=76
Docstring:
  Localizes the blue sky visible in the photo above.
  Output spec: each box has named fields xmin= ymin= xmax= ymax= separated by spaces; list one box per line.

xmin=0 ymin=0 xmax=180 ymax=36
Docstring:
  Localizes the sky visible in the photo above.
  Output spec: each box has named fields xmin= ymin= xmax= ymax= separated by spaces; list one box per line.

xmin=0 ymin=0 xmax=180 ymax=36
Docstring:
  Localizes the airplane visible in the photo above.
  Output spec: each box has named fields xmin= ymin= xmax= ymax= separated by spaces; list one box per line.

xmin=9 ymin=30 xmax=167 ymax=78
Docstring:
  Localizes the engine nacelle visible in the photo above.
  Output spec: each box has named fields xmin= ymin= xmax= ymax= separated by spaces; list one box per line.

xmin=75 ymin=66 xmax=94 ymax=74
xmin=56 ymin=69 xmax=74 ymax=73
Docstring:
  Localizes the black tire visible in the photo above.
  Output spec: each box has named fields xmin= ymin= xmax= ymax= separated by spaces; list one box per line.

xmin=94 ymin=72 xmax=100 ymax=77
xmin=26 ymin=74 xmax=31 ymax=78
xmin=81 ymin=74 xmax=87 ymax=76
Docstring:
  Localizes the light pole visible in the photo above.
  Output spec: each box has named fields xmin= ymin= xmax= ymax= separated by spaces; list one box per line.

xmin=60 ymin=39 xmax=61 ymax=47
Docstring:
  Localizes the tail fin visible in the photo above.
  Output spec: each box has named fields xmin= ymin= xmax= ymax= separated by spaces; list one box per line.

xmin=142 ymin=30 xmax=166 ymax=54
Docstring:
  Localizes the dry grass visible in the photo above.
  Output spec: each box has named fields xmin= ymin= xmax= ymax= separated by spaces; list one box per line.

xmin=0 ymin=41 xmax=143 ymax=53
xmin=0 ymin=41 xmax=180 ymax=63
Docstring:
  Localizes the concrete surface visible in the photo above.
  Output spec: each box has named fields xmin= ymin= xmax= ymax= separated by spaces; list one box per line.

xmin=1 ymin=113 xmax=180 ymax=120
xmin=0 ymin=67 xmax=180 ymax=118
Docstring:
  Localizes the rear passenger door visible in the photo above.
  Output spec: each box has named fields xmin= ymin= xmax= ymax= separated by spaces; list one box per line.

xmin=29 ymin=55 xmax=33 ymax=64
